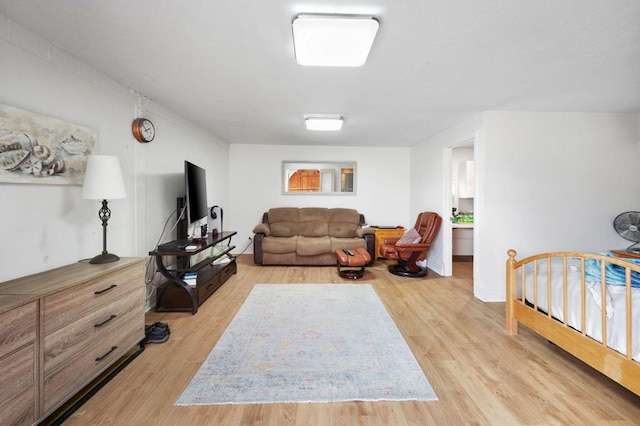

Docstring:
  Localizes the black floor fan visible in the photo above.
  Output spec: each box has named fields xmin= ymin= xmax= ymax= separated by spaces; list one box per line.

xmin=613 ymin=211 xmax=640 ymax=254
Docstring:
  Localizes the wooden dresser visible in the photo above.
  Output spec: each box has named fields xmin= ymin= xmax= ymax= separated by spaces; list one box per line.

xmin=0 ymin=257 xmax=145 ymax=425
xmin=0 ymin=295 xmax=38 ymax=425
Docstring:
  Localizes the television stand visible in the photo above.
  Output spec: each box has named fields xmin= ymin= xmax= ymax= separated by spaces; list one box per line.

xmin=150 ymin=231 xmax=237 ymax=314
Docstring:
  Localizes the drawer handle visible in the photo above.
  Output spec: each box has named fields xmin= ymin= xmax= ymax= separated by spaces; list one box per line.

xmin=94 ymin=314 xmax=117 ymax=328
xmin=96 ymin=346 xmax=118 ymax=361
xmin=95 ymin=284 xmax=117 ymax=295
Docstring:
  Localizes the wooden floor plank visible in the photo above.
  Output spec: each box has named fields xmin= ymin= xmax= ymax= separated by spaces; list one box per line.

xmin=63 ymin=256 xmax=640 ymax=425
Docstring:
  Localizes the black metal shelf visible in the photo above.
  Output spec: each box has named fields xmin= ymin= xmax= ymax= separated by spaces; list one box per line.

xmin=150 ymin=231 xmax=237 ymax=314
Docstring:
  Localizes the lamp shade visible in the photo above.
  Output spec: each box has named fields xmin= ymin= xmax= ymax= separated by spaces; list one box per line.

xmin=81 ymin=155 xmax=126 ymax=200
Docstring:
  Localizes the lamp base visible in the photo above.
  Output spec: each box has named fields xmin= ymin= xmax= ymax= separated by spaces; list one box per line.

xmin=89 ymin=252 xmax=120 ymax=264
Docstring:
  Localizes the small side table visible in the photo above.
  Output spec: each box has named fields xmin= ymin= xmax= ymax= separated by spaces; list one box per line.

xmin=372 ymin=227 xmax=405 ymax=259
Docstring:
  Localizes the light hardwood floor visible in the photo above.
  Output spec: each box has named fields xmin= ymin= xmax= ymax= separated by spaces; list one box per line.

xmin=63 ymin=255 xmax=640 ymax=425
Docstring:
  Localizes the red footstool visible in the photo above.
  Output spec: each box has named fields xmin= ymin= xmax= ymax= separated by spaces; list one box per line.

xmin=335 ymin=248 xmax=371 ymax=279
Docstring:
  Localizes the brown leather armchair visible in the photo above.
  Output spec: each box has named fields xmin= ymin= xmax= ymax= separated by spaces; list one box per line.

xmin=379 ymin=212 xmax=442 ymax=277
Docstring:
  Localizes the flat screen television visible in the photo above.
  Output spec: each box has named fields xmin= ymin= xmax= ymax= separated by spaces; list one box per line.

xmin=184 ymin=160 xmax=209 ymax=238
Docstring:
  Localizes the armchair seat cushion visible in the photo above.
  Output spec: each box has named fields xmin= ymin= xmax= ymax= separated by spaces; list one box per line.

xmin=379 ymin=243 xmax=400 ymax=259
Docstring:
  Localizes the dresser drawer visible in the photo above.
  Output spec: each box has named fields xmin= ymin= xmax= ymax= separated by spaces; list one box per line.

xmin=0 ymin=300 xmax=38 ymax=424
xmin=44 ymin=288 xmax=144 ymax=374
xmin=0 ymin=343 xmax=35 ymax=406
xmin=197 ymin=274 xmax=220 ymax=302
xmin=197 ymin=261 xmax=236 ymax=303
xmin=43 ymin=265 xmax=143 ymax=334
xmin=43 ymin=319 xmax=143 ymax=414
xmin=0 ymin=301 xmax=37 ymax=358
xmin=0 ymin=384 xmax=35 ymax=426
xmin=219 ymin=260 xmax=237 ymax=282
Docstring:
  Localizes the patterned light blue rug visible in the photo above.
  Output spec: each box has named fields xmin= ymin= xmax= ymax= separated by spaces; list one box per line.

xmin=175 ymin=284 xmax=437 ymax=405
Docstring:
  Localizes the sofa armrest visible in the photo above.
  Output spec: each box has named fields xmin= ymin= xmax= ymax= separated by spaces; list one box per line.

xmin=253 ymin=222 xmax=270 ymax=236
xmin=355 ymin=227 xmax=374 ymax=237
xmin=363 ymin=234 xmax=375 ymax=265
xmin=253 ymin=233 xmax=265 ymax=264
xmin=253 ymin=217 xmax=270 ymax=265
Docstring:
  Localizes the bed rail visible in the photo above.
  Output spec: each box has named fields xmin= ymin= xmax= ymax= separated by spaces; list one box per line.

xmin=506 ymin=249 xmax=640 ymax=396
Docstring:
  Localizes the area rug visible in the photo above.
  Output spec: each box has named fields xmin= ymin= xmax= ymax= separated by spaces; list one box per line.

xmin=175 ymin=284 xmax=437 ymax=405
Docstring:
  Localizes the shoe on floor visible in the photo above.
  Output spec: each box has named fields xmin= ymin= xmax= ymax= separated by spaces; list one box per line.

xmin=145 ymin=322 xmax=170 ymax=344
xmin=151 ymin=322 xmax=170 ymax=334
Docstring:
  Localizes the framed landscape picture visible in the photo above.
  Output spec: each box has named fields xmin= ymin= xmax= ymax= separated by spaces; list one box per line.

xmin=0 ymin=103 xmax=97 ymax=185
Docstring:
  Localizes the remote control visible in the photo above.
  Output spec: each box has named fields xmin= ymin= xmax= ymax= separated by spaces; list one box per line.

xmin=343 ymin=249 xmax=354 ymax=256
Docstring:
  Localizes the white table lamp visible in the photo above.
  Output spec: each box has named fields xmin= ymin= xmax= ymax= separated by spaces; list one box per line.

xmin=81 ymin=155 xmax=126 ymax=264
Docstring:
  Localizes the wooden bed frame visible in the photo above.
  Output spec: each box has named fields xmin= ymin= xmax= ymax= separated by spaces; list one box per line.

xmin=506 ymin=249 xmax=640 ymax=396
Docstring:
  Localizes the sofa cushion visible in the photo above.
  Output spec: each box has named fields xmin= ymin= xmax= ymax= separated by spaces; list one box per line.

xmin=262 ymin=236 xmax=297 ymax=254
xmin=296 ymin=236 xmax=331 ymax=256
xmin=299 ymin=208 xmax=329 ymax=237
xmin=263 ymin=252 xmax=298 ymax=265
xmin=328 ymin=208 xmax=360 ymax=238
xmin=330 ymin=237 xmax=367 ymax=252
xmin=268 ymin=208 xmax=299 ymax=237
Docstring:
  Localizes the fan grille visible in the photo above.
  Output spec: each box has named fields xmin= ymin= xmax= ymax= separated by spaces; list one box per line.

xmin=613 ymin=211 xmax=640 ymax=248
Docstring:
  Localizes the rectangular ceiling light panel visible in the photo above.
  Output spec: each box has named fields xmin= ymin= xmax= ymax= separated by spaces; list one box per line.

xmin=293 ymin=14 xmax=379 ymax=67
xmin=305 ymin=116 xmax=344 ymax=131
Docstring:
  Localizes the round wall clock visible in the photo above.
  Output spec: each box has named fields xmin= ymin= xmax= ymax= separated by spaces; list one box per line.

xmin=132 ymin=118 xmax=155 ymax=143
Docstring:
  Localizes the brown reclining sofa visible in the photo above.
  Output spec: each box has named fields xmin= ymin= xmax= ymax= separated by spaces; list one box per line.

xmin=253 ymin=207 xmax=374 ymax=266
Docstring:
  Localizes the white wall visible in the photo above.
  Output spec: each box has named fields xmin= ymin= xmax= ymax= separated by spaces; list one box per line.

xmin=479 ymin=111 xmax=640 ymax=300
xmin=413 ymin=111 xmax=640 ymax=301
xmin=410 ymin=116 xmax=482 ymax=277
xmin=0 ymin=15 xmax=230 ymax=285
xmin=137 ymin=110 xmax=229 ymax=253
xmin=228 ymin=144 xmax=411 ymax=251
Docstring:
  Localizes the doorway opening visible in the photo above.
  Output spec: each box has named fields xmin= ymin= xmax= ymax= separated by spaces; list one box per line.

xmin=443 ymin=136 xmax=475 ymax=282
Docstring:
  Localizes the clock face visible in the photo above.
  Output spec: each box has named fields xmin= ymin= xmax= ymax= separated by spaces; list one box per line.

xmin=132 ymin=118 xmax=155 ymax=142
xmin=140 ymin=119 xmax=155 ymax=141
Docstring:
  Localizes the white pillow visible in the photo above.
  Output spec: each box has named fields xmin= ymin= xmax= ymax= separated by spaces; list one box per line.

xmin=396 ymin=228 xmax=422 ymax=244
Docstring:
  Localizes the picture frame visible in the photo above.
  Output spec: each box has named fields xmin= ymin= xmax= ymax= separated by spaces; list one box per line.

xmin=0 ymin=103 xmax=97 ymax=185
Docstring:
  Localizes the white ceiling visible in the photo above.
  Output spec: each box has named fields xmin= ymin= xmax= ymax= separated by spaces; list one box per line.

xmin=1 ymin=1 xmax=639 ymax=147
